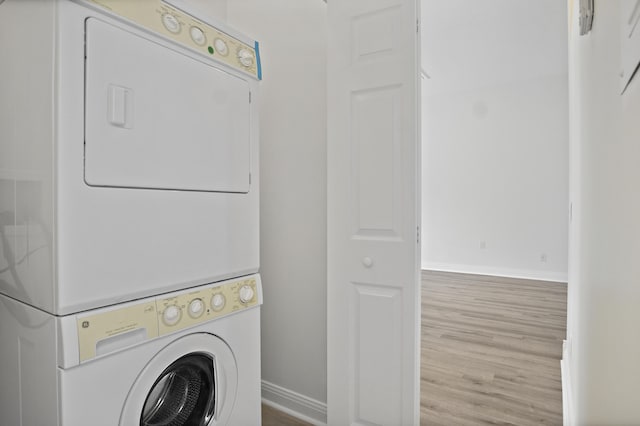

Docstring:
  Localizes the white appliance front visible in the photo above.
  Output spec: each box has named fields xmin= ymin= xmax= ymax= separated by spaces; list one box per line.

xmin=0 ymin=275 xmax=263 ymax=426
xmin=0 ymin=0 xmax=261 ymax=315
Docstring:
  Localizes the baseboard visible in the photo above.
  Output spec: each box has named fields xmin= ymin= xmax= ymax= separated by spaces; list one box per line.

xmin=261 ymin=380 xmax=327 ymax=426
xmin=561 ymin=340 xmax=574 ymax=426
xmin=422 ymin=262 xmax=568 ymax=283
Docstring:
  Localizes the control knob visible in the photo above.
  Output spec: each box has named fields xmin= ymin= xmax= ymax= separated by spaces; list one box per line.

xmin=190 ymin=26 xmax=206 ymax=46
xmin=239 ymin=285 xmax=255 ymax=304
xmin=188 ymin=298 xmax=205 ymax=318
xmin=237 ymin=48 xmax=254 ymax=68
xmin=162 ymin=305 xmax=182 ymax=326
xmin=211 ymin=293 xmax=226 ymax=312
xmin=214 ymin=38 xmax=229 ymax=56
xmin=162 ymin=13 xmax=181 ymax=34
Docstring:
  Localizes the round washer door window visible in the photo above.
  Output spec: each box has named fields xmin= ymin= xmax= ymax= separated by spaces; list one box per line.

xmin=120 ymin=333 xmax=238 ymax=426
xmin=140 ymin=354 xmax=214 ymax=425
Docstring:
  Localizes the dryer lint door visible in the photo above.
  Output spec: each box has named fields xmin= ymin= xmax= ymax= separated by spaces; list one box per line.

xmin=84 ymin=18 xmax=251 ymax=193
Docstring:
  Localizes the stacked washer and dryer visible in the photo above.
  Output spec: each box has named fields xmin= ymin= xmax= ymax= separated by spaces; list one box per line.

xmin=0 ymin=0 xmax=262 ymax=425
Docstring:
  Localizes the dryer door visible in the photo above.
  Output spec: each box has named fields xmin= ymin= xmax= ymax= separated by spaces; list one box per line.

xmin=120 ymin=333 xmax=238 ymax=426
xmin=84 ymin=18 xmax=251 ymax=193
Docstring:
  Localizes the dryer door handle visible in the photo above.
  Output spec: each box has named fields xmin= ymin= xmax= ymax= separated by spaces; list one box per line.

xmin=107 ymin=84 xmax=134 ymax=129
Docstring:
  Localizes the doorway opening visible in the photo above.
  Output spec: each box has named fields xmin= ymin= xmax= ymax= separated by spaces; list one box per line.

xmin=419 ymin=1 xmax=570 ymax=423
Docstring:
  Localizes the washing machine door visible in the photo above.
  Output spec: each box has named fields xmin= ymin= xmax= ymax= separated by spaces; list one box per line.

xmin=120 ymin=333 xmax=238 ymax=426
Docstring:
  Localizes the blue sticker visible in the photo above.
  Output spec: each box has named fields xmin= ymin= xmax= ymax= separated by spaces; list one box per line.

xmin=255 ymin=41 xmax=262 ymax=80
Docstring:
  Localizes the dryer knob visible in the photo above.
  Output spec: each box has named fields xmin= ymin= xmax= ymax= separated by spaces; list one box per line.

xmin=214 ymin=38 xmax=229 ymax=56
xmin=162 ymin=305 xmax=182 ymax=326
xmin=190 ymin=26 xmax=206 ymax=46
xmin=237 ymin=48 xmax=254 ymax=68
xmin=162 ymin=13 xmax=181 ymax=34
xmin=239 ymin=285 xmax=255 ymax=304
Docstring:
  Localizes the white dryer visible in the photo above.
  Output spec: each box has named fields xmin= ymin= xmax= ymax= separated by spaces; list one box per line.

xmin=0 ymin=0 xmax=261 ymax=315
xmin=0 ymin=274 xmax=263 ymax=426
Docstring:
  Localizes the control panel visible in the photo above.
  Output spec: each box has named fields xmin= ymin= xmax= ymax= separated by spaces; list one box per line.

xmin=157 ymin=277 xmax=258 ymax=335
xmin=76 ymin=275 xmax=261 ymax=362
xmin=83 ymin=0 xmax=261 ymax=79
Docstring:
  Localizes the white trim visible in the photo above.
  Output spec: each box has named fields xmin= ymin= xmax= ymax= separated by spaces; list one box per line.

xmin=561 ymin=340 xmax=574 ymax=426
xmin=422 ymin=262 xmax=568 ymax=283
xmin=261 ymin=380 xmax=327 ymax=425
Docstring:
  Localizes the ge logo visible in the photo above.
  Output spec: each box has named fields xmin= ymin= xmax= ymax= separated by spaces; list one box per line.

xmin=82 ymin=321 xmax=90 ymax=328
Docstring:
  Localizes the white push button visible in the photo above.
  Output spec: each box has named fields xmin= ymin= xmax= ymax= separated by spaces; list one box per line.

xmin=190 ymin=26 xmax=206 ymax=46
xmin=162 ymin=13 xmax=181 ymax=34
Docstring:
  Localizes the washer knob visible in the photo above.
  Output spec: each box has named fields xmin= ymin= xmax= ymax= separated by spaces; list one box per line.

xmin=188 ymin=298 xmax=205 ymax=318
xmin=211 ymin=293 xmax=226 ymax=312
xmin=237 ymin=48 xmax=254 ymax=68
xmin=162 ymin=305 xmax=182 ymax=326
xmin=239 ymin=285 xmax=255 ymax=304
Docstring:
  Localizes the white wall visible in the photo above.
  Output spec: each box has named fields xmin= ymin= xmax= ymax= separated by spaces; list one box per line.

xmin=227 ymin=1 xmax=328 ymax=422
xmin=185 ymin=0 xmax=227 ymax=21
xmin=421 ymin=0 xmax=569 ymax=281
xmin=566 ymin=0 xmax=640 ymax=423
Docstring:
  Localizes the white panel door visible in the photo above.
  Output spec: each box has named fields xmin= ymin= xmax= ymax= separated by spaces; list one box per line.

xmin=327 ymin=0 xmax=421 ymax=424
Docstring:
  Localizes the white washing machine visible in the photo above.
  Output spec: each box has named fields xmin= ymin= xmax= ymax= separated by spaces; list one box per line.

xmin=0 ymin=0 xmax=261 ymax=315
xmin=0 ymin=274 xmax=262 ymax=425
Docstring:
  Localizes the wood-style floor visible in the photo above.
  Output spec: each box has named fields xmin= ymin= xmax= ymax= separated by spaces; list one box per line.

xmin=262 ymin=270 xmax=567 ymax=426
xmin=421 ymin=270 xmax=567 ymax=425
xmin=262 ymin=403 xmax=313 ymax=426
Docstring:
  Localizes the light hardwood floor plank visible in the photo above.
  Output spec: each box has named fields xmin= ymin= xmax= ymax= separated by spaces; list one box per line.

xmin=420 ymin=270 xmax=566 ymax=426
